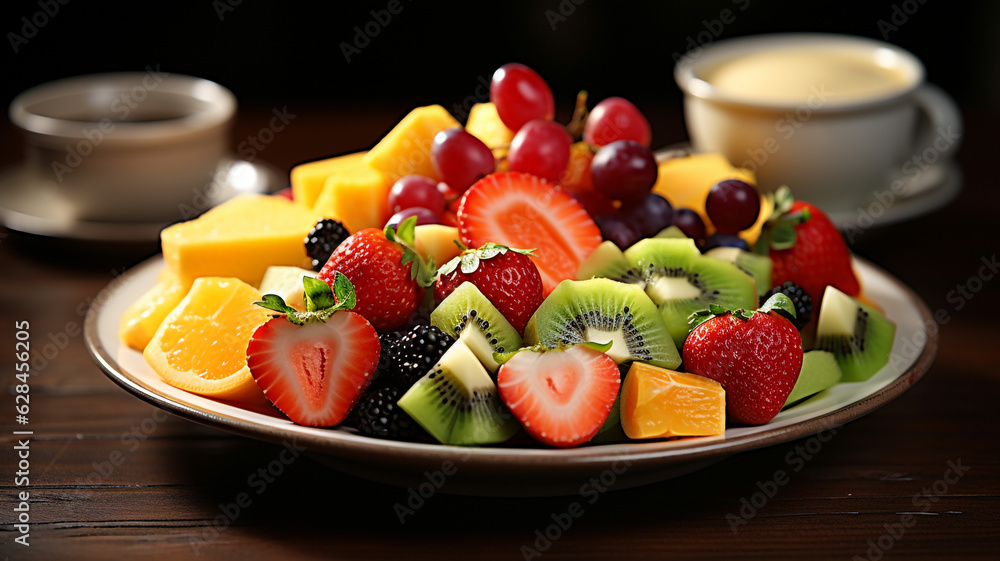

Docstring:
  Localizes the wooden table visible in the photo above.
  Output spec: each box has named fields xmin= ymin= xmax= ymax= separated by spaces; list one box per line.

xmin=1 ymin=104 xmax=997 ymax=560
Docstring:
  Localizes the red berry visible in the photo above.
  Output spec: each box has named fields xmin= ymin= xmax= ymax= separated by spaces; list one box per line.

xmin=507 ymin=120 xmax=572 ymax=184
xmin=490 ymin=63 xmax=555 ymax=131
xmin=388 ymin=175 xmax=445 ymax=215
xmin=583 ymin=97 xmax=652 ymax=147
xmin=431 ymin=128 xmax=495 ymax=193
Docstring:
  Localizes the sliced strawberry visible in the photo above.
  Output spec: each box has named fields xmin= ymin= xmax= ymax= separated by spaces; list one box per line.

xmin=247 ymin=312 xmax=379 ymax=427
xmin=458 ymin=172 xmax=602 ymax=295
xmin=497 ymin=345 xmax=620 ymax=447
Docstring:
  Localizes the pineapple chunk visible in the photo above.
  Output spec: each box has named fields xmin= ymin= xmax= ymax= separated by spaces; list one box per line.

xmin=465 ymin=102 xmax=515 ymax=149
xmin=290 ymin=152 xmax=367 ymax=209
xmin=364 ymin=105 xmax=460 ymax=181
xmin=413 ymin=224 xmax=462 ymax=268
xmin=312 ymin=163 xmax=392 ymax=233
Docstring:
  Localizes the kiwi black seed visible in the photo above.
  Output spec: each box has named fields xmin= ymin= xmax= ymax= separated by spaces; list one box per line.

xmin=624 ymin=237 xmax=757 ymax=349
xmin=815 ymin=286 xmax=896 ymax=382
xmin=430 ymin=282 xmax=522 ymax=373
xmin=524 ymin=278 xmax=680 ymax=369
xmin=397 ymin=341 xmax=519 ymax=445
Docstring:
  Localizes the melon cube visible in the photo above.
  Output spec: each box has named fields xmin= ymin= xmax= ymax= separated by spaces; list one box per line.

xmin=363 ymin=105 xmax=460 ymax=181
xmin=465 ymin=102 xmax=515 ymax=149
xmin=312 ymin=163 xmax=392 ymax=233
xmin=621 ymin=362 xmax=726 ymax=439
xmin=290 ymin=151 xmax=367 ymax=209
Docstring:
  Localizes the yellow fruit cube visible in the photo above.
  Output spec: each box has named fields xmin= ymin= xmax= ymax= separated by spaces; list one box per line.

xmin=465 ymin=102 xmax=514 ymax=149
xmin=119 ymin=268 xmax=191 ymax=351
xmin=312 ymin=163 xmax=392 ymax=233
xmin=290 ymin=152 xmax=367 ymax=209
xmin=364 ymin=105 xmax=460 ymax=181
xmin=161 ymin=195 xmax=318 ymax=287
xmin=413 ymin=224 xmax=462 ymax=268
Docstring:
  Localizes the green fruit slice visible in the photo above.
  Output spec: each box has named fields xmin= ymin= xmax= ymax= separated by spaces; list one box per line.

xmin=815 ymin=286 xmax=897 ymax=382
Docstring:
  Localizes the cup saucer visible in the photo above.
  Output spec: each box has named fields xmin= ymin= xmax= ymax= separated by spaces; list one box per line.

xmin=0 ymin=157 xmax=284 ymax=242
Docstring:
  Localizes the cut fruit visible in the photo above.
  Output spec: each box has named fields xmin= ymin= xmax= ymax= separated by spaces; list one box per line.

xmin=591 ymin=381 xmax=627 ymax=444
xmin=143 ymin=277 xmax=271 ymax=405
xmin=160 ymin=195 xmax=318 ymax=287
xmin=784 ymin=350 xmax=843 ymax=407
xmin=654 ymin=226 xmax=688 ymax=239
xmin=497 ymin=344 xmax=620 ymax=447
xmin=258 ymin=266 xmax=319 ymax=311
xmin=458 ymin=172 xmax=602 ymax=295
xmin=290 ymin=151 xmax=367 ymax=209
xmin=815 ymin=286 xmax=896 ymax=382
xmin=312 ymin=161 xmax=392 ymax=233
xmin=430 ymin=282 xmax=522 ymax=373
xmin=624 ymin=238 xmax=757 ymax=349
xmin=413 ymin=224 xmax=462 ymax=269
xmin=523 ymin=278 xmax=680 ymax=369
xmin=119 ymin=268 xmax=190 ymax=351
xmin=398 ymin=340 xmax=519 ymax=445
xmin=705 ymin=246 xmax=772 ymax=297
xmin=364 ymin=105 xmax=461 ymax=182
xmin=620 ymin=362 xmax=726 ymax=439
xmin=575 ymin=240 xmax=645 ymax=287
xmin=465 ymin=102 xmax=515 ymax=149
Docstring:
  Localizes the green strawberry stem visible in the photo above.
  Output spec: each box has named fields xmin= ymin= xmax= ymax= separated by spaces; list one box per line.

xmin=254 ymin=272 xmax=357 ymax=325
xmin=687 ymin=293 xmax=797 ymax=329
xmin=385 ymin=216 xmax=438 ymax=288
xmin=437 ymin=242 xmax=536 ymax=277
xmin=754 ymin=186 xmax=812 ymax=254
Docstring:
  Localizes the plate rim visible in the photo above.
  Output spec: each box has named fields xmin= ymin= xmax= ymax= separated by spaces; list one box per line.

xmin=84 ymin=255 xmax=938 ymax=473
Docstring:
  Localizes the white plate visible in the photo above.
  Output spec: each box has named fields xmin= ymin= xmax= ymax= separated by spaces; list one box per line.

xmin=0 ymin=157 xmax=283 ymax=242
xmin=85 ymin=256 xmax=936 ymax=496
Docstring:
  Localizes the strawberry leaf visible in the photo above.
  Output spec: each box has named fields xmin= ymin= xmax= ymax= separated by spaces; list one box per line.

xmin=385 ymin=216 xmax=417 ymax=247
xmin=438 ymin=255 xmax=461 ymax=277
xmin=769 ymin=221 xmax=797 ymax=250
xmin=460 ymin=252 xmax=480 ymax=274
xmin=330 ymin=272 xmax=357 ymax=311
xmin=255 ymin=294 xmax=303 ymax=324
xmin=759 ymin=292 xmax=797 ymax=318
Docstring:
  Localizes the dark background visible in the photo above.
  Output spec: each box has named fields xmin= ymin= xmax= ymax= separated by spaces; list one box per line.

xmin=1 ymin=0 xmax=996 ymax=167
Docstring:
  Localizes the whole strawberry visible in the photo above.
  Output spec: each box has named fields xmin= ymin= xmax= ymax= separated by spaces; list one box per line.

xmin=682 ymin=294 xmax=804 ymax=425
xmin=759 ymin=187 xmax=860 ymax=304
xmin=434 ymin=243 xmax=543 ymax=334
xmin=319 ymin=218 xmax=435 ymax=332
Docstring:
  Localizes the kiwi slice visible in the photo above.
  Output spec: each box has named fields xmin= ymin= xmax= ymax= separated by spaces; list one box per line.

xmin=783 ymin=350 xmax=843 ymax=408
xmin=398 ymin=340 xmax=519 ymax=445
xmin=523 ymin=278 xmax=680 ymax=369
xmin=430 ymin=282 xmax=522 ymax=373
xmin=815 ymin=286 xmax=896 ymax=382
xmin=625 ymin=238 xmax=757 ymax=349
xmin=705 ymin=247 xmax=773 ymax=297
xmin=576 ymin=241 xmax=646 ymax=286
xmin=654 ymin=225 xmax=689 ymax=239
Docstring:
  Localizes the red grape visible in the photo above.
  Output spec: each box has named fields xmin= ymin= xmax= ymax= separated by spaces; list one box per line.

xmin=705 ymin=180 xmax=761 ymax=234
xmin=591 ymin=140 xmax=658 ymax=203
xmin=431 ymin=128 xmax=495 ymax=193
xmin=583 ymin=97 xmax=652 ymax=147
xmin=387 ymin=207 xmax=439 ymax=228
xmin=595 ymin=214 xmax=641 ymax=249
xmin=490 ymin=63 xmax=555 ymax=132
xmin=507 ymin=120 xmax=572 ymax=184
xmin=623 ymin=193 xmax=673 ymax=237
xmin=388 ymin=175 xmax=445 ymax=215
xmin=673 ymin=208 xmax=706 ymax=240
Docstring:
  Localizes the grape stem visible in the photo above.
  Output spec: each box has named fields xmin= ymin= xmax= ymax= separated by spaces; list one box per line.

xmin=565 ymin=90 xmax=589 ymax=140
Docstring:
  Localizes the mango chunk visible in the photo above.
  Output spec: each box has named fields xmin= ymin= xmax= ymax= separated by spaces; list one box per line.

xmin=119 ymin=268 xmax=191 ymax=351
xmin=413 ymin=224 xmax=462 ymax=268
xmin=364 ymin=105 xmax=460 ymax=181
xmin=465 ymin=102 xmax=515 ymax=149
xmin=621 ymin=362 xmax=726 ymax=439
xmin=290 ymin=152 xmax=367 ymax=209
xmin=161 ymin=195 xmax=317 ymax=287
xmin=312 ymin=163 xmax=392 ymax=233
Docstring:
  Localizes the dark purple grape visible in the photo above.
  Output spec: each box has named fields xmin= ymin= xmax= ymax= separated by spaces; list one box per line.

xmin=595 ymin=214 xmax=641 ymax=249
xmin=673 ymin=208 xmax=706 ymax=240
xmin=702 ymin=233 xmax=750 ymax=252
xmin=622 ymin=193 xmax=674 ymax=238
xmin=705 ymin=179 xmax=761 ymax=234
xmin=591 ymin=140 xmax=658 ymax=203
xmin=387 ymin=207 xmax=439 ymax=228
xmin=431 ymin=128 xmax=495 ymax=193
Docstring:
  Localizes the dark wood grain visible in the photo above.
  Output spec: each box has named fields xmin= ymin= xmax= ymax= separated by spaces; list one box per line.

xmin=1 ymin=99 xmax=998 ymax=561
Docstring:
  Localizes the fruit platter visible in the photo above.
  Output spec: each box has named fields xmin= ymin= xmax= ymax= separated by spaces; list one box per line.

xmin=85 ymin=63 xmax=937 ymax=495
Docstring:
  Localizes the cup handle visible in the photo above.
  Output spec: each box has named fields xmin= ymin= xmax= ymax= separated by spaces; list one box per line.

xmin=910 ymin=84 xmax=963 ymax=161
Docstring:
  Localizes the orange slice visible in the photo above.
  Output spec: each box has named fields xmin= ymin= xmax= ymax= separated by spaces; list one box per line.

xmin=144 ymin=277 xmax=271 ymax=405
xmin=621 ymin=362 xmax=726 ymax=439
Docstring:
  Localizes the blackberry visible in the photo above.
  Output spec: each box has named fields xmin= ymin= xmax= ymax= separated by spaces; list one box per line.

xmin=351 ymin=384 xmax=418 ymax=440
xmin=304 ymin=219 xmax=350 ymax=271
xmin=763 ymin=281 xmax=812 ymax=330
xmin=387 ymin=325 xmax=453 ymax=388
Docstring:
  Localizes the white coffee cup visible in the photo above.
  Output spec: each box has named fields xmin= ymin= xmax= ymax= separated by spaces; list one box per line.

xmin=9 ymin=71 xmax=236 ymax=222
xmin=674 ymin=33 xmax=962 ymax=211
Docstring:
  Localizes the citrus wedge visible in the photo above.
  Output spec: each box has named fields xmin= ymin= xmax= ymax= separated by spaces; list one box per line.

xmin=144 ymin=277 xmax=271 ymax=405
xmin=621 ymin=362 xmax=726 ymax=439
